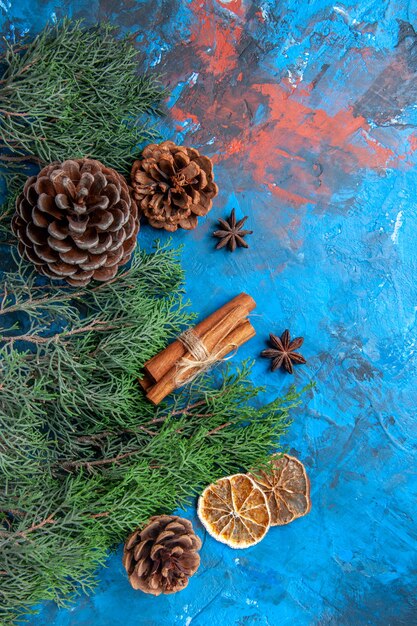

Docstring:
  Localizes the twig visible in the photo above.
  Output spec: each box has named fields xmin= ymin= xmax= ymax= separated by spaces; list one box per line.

xmin=0 ymin=153 xmax=42 ymax=164
xmin=0 ymin=210 xmax=14 ymax=223
xmin=0 ymin=293 xmax=75 ymax=316
xmin=0 ymin=285 xmax=7 ymax=311
xmin=138 ymin=426 xmax=157 ymax=436
xmin=1 ymin=320 xmax=117 ymax=345
xmin=75 ymin=431 xmax=115 ymax=444
xmin=0 ymin=109 xmax=30 ymax=117
xmin=0 ymin=267 xmax=133 ymax=316
xmin=148 ymin=399 xmax=210 ymax=426
xmin=17 ymin=515 xmax=56 ymax=538
xmin=74 ymin=426 xmax=145 ymax=445
xmin=60 ymin=449 xmax=142 ymax=470
xmin=55 ymin=414 xmax=209 ymax=473
xmin=206 ymin=422 xmax=231 ymax=436
xmin=0 ymin=515 xmax=57 ymax=540
xmin=170 ymin=399 xmax=207 ymax=416
xmin=1 ymin=508 xmax=26 ymax=518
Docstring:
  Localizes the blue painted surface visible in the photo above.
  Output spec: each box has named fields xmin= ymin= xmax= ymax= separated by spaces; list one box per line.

xmin=1 ymin=0 xmax=417 ymax=624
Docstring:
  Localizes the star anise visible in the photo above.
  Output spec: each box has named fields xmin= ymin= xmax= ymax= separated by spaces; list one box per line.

xmin=213 ymin=208 xmax=253 ymax=252
xmin=261 ymin=329 xmax=306 ymax=374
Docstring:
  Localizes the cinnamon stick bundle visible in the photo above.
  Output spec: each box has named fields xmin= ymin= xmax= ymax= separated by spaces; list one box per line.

xmin=139 ymin=293 xmax=256 ymax=405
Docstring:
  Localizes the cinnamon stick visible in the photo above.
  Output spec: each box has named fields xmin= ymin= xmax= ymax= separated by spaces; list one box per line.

xmin=138 ymin=375 xmax=153 ymax=392
xmin=145 ymin=319 xmax=256 ymax=405
xmin=140 ymin=304 xmax=247 ymax=398
xmin=188 ymin=304 xmax=247 ymax=356
xmin=144 ymin=293 xmax=255 ymax=383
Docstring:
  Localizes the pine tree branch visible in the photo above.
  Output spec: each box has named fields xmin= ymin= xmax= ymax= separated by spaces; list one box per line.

xmin=18 ymin=515 xmax=56 ymax=538
xmin=0 ymin=110 xmax=30 ymax=117
xmin=0 ymin=514 xmax=56 ymax=540
xmin=170 ymin=399 xmax=208 ymax=416
xmin=1 ymin=321 xmax=118 ymax=345
xmin=149 ymin=399 xmax=209 ymax=424
xmin=60 ymin=449 xmax=144 ymax=471
xmin=74 ymin=430 xmax=135 ymax=444
xmin=206 ymin=422 xmax=232 ymax=436
xmin=0 ymin=18 xmax=166 ymax=175
xmin=0 ymin=509 xmax=26 ymax=517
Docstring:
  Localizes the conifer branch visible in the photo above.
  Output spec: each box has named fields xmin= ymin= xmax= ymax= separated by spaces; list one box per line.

xmin=0 ymin=244 xmax=311 ymax=625
xmin=0 ymin=19 xmax=166 ymax=175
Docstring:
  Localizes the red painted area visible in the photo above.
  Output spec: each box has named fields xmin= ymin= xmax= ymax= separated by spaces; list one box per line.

xmin=255 ymin=10 xmax=265 ymax=23
xmin=213 ymin=83 xmax=401 ymax=206
xmin=254 ymin=83 xmax=397 ymax=169
xmin=170 ymin=71 xmax=405 ymax=206
xmin=223 ymin=137 xmax=246 ymax=156
xmin=167 ymin=1 xmax=411 ymax=209
xmin=189 ymin=0 xmax=242 ymax=76
xmin=273 ymin=147 xmax=306 ymax=163
xmin=216 ymin=0 xmax=246 ymax=19
xmin=267 ymin=184 xmax=311 ymax=206
xmin=171 ymin=106 xmax=200 ymax=127
xmin=407 ymin=132 xmax=417 ymax=152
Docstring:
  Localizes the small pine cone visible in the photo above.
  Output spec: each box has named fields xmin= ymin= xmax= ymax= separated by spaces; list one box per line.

xmin=123 ymin=515 xmax=201 ymax=595
xmin=12 ymin=158 xmax=139 ymax=287
xmin=131 ymin=141 xmax=218 ymax=232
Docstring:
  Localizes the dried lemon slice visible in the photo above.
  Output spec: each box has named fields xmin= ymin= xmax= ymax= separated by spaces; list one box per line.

xmin=197 ymin=473 xmax=270 ymax=548
xmin=249 ymin=454 xmax=311 ymax=526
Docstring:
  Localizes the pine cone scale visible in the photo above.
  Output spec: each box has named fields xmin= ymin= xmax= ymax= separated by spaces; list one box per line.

xmin=133 ymin=540 xmax=150 ymax=561
xmin=59 ymin=249 xmax=87 ymax=264
xmin=34 ymin=244 xmax=58 ymax=263
xmin=47 ymin=221 xmax=67 ymax=239
xmin=93 ymin=266 xmax=118 ymax=282
xmin=32 ymin=208 xmax=48 ymax=228
xmin=38 ymin=193 xmax=61 ymax=217
xmin=105 ymin=248 xmax=124 ymax=266
xmin=50 ymin=262 xmax=78 ymax=277
xmin=13 ymin=158 xmax=138 ymax=286
xmin=178 ymin=216 xmax=198 ymax=230
xmin=25 ymin=245 xmax=46 ymax=266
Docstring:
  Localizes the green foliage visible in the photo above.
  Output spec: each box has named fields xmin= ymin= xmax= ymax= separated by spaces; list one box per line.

xmin=0 ymin=245 xmax=306 ymax=625
xmin=0 ymin=18 xmax=165 ymax=175
xmin=0 ymin=173 xmax=24 ymax=243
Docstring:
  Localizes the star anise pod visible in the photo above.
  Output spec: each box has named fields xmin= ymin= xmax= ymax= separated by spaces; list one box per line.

xmin=213 ymin=208 xmax=253 ymax=252
xmin=261 ymin=329 xmax=306 ymax=374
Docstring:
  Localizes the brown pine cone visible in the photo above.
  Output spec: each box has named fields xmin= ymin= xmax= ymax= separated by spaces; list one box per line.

xmin=12 ymin=158 xmax=139 ymax=287
xmin=131 ymin=141 xmax=218 ymax=232
xmin=123 ymin=515 xmax=201 ymax=595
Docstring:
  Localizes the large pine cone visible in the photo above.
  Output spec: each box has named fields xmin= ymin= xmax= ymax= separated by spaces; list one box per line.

xmin=123 ymin=515 xmax=201 ymax=595
xmin=131 ymin=141 xmax=218 ymax=232
xmin=12 ymin=158 xmax=139 ymax=287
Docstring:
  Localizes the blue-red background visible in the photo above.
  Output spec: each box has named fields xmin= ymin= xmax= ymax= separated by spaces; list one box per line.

xmin=1 ymin=0 xmax=417 ymax=624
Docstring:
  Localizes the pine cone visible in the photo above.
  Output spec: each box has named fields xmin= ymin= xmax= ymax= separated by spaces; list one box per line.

xmin=123 ymin=515 xmax=201 ymax=595
xmin=12 ymin=158 xmax=139 ymax=287
xmin=131 ymin=141 xmax=218 ymax=232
